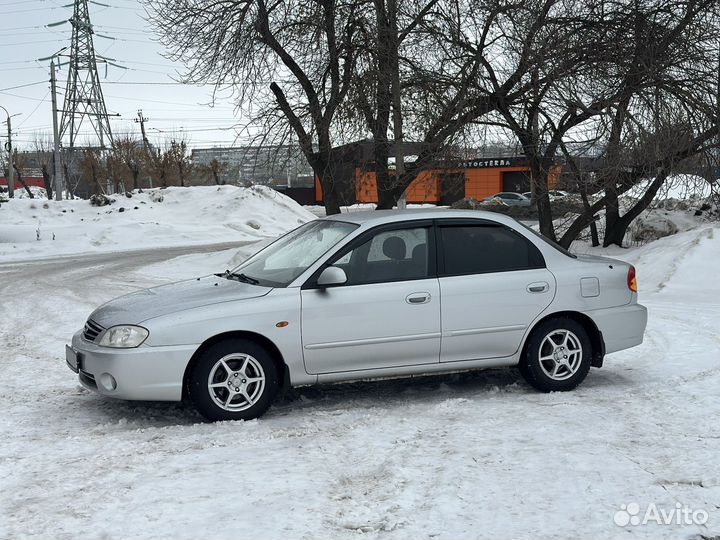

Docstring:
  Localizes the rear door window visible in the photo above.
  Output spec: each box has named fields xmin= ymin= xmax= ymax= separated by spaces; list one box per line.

xmin=440 ymin=224 xmax=544 ymax=275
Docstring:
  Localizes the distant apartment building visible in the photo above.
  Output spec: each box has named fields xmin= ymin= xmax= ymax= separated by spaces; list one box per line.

xmin=191 ymin=145 xmax=313 ymax=186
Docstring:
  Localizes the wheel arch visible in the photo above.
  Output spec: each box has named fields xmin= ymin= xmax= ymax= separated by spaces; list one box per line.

xmin=182 ymin=331 xmax=290 ymax=400
xmin=521 ymin=311 xmax=605 ymax=368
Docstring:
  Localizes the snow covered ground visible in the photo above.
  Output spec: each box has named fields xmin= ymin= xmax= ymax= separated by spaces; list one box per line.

xmin=1 ymin=194 xmax=719 ymax=539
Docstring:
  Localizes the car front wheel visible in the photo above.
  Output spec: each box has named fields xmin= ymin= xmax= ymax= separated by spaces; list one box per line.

xmin=519 ymin=318 xmax=592 ymax=392
xmin=188 ymin=338 xmax=279 ymax=421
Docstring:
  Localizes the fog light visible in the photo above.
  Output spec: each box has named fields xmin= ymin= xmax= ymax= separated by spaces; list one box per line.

xmin=99 ymin=373 xmax=117 ymax=391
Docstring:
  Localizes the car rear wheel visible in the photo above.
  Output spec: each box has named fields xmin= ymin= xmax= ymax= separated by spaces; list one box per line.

xmin=188 ymin=338 xmax=279 ymax=421
xmin=519 ymin=318 xmax=592 ymax=392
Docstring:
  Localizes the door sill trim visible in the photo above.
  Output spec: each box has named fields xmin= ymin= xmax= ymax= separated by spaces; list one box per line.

xmin=442 ymin=324 xmax=525 ymax=338
xmin=304 ymin=331 xmax=441 ymax=350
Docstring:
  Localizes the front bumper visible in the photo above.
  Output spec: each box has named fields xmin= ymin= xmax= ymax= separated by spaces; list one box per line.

xmin=66 ymin=330 xmax=198 ymax=401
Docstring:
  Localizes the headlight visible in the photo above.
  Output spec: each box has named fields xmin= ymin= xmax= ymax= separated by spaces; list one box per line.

xmin=98 ymin=325 xmax=149 ymax=348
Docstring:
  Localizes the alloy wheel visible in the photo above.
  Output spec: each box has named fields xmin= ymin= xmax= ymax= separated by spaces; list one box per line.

xmin=537 ymin=329 xmax=583 ymax=381
xmin=207 ymin=353 xmax=266 ymax=412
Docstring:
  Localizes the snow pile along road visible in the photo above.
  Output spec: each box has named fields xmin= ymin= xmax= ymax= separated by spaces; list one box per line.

xmin=0 ymin=185 xmax=315 ymax=262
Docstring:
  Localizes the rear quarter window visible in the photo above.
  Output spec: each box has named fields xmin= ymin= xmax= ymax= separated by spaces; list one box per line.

xmin=519 ymin=223 xmax=577 ymax=259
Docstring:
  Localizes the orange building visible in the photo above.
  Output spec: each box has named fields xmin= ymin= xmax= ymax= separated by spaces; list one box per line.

xmin=315 ymin=144 xmax=561 ymax=205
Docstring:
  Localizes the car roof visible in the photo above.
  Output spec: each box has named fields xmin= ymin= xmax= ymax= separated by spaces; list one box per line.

xmin=322 ymin=208 xmax=519 ymax=227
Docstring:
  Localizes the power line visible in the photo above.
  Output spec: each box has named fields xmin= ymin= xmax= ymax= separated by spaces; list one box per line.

xmin=4 ymin=5 xmax=64 ymax=14
xmin=0 ymin=39 xmax=66 ymax=46
xmin=0 ymin=80 xmax=47 ymax=92
xmin=16 ymin=90 xmax=51 ymax=129
xmin=0 ymin=90 xmax=48 ymax=101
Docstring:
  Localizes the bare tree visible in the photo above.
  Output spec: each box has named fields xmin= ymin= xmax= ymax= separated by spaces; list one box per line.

xmin=147 ymin=0 xmax=364 ymax=214
xmin=113 ymin=136 xmax=144 ymax=191
xmin=167 ymin=139 xmax=193 ymax=187
xmin=495 ymin=0 xmax=720 ymax=246
xmin=78 ymin=148 xmax=107 ymax=195
xmin=32 ymin=136 xmax=56 ymax=200
xmin=197 ymin=158 xmax=228 ymax=185
xmin=346 ymin=0 xmax=615 ymax=209
xmin=142 ymin=143 xmax=174 ymax=188
xmin=10 ymin=151 xmax=35 ymax=198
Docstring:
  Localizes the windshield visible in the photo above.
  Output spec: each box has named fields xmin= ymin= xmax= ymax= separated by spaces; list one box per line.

xmin=229 ymin=220 xmax=358 ymax=287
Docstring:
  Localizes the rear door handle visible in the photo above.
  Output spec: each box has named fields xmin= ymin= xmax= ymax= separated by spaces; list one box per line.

xmin=406 ymin=292 xmax=431 ymax=304
xmin=527 ymin=282 xmax=549 ymax=293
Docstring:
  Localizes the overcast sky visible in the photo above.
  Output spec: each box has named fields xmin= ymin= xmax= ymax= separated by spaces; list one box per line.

xmin=1 ymin=0 xmax=246 ymax=150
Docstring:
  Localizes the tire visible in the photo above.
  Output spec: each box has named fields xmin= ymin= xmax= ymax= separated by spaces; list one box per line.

xmin=188 ymin=338 xmax=279 ymax=421
xmin=519 ymin=318 xmax=592 ymax=392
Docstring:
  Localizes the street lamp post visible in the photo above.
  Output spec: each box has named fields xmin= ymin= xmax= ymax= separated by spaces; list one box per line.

xmin=0 ymin=105 xmax=15 ymax=198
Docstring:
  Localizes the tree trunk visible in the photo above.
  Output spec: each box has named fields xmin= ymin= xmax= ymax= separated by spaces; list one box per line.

xmin=373 ymin=1 xmax=396 ymax=210
xmin=13 ymin=166 xmax=34 ymax=198
xmin=132 ymin=169 xmax=140 ymax=191
xmin=602 ymin=183 xmax=621 ymax=246
xmin=41 ymin=165 xmax=53 ymax=200
xmin=375 ymin=139 xmax=395 ymax=210
xmin=601 ymin=98 xmax=629 ymax=246
xmin=531 ymin=161 xmax=556 ymax=240
xmin=63 ymin=163 xmax=74 ymax=198
xmin=314 ymin=157 xmax=340 ymax=215
xmin=578 ymin=181 xmax=599 ymax=247
xmin=603 ymin=169 xmax=670 ymax=247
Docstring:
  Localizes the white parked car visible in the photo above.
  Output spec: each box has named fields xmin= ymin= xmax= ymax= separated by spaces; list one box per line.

xmin=549 ymin=190 xmax=570 ymax=200
xmin=522 ymin=190 xmax=569 ymax=201
xmin=66 ymin=210 xmax=648 ymax=421
xmin=483 ymin=192 xmax=532 ymax=206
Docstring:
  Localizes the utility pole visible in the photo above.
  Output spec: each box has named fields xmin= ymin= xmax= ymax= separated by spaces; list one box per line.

xmin=1 ymin=105 xmax=14 ymax=198
xmin=135 ymin=110 xmax=151 ymax=152
xmin=5 ymin=118 xmax=13 ymax=198
xmin=134 ymin=110 xmax=153 ymax=188
xmin=50 ymin=61 xmax=63 ymax=201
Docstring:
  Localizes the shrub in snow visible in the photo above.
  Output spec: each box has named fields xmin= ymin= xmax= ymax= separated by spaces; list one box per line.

xmin=630 ymin=216 xmax=678 ymax=243
xmin=150 ymin=191 xmax=164 ymax=203
xmin=89 ymin=194 xmax=113 ymax=207
xmin=450 ymin=198 xmax=484 ymax=210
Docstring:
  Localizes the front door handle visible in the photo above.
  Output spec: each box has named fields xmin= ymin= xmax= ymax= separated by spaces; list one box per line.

xmin=406 ymin=292 xmax=431 ymax=304
xmin=527 ymin=282 xmax=549 ymax=293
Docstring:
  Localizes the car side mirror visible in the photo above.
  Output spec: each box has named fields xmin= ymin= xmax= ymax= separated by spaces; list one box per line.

xmin=316 ymin=266 xmax=347 ymax=287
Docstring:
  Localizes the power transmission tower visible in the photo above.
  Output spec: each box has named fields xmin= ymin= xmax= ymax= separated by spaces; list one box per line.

xmin=59 ymin=0 xmax=113 ymax=150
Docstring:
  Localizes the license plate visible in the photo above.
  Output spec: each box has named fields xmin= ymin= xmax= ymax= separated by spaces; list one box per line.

xmin=65 ymin=345 xmax=81 ymax=373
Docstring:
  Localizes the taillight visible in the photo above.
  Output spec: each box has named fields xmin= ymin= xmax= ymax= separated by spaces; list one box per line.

xmin=628 ymin=265 xmax=637 ymax=292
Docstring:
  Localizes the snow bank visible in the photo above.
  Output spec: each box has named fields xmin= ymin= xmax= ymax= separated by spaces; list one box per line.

xmin=626 ymin=173 xmax=713 ymax=200
xmin=0 ymin=185 xmax=315 ymax=262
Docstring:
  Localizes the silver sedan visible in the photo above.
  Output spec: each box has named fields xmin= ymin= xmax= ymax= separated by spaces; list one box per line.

xmin=66 ymin=209 xmax=648 ymax=421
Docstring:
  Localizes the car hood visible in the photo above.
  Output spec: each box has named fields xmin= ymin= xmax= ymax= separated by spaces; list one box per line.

xmin=88 ymin=275 xmax=272 ymax=327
